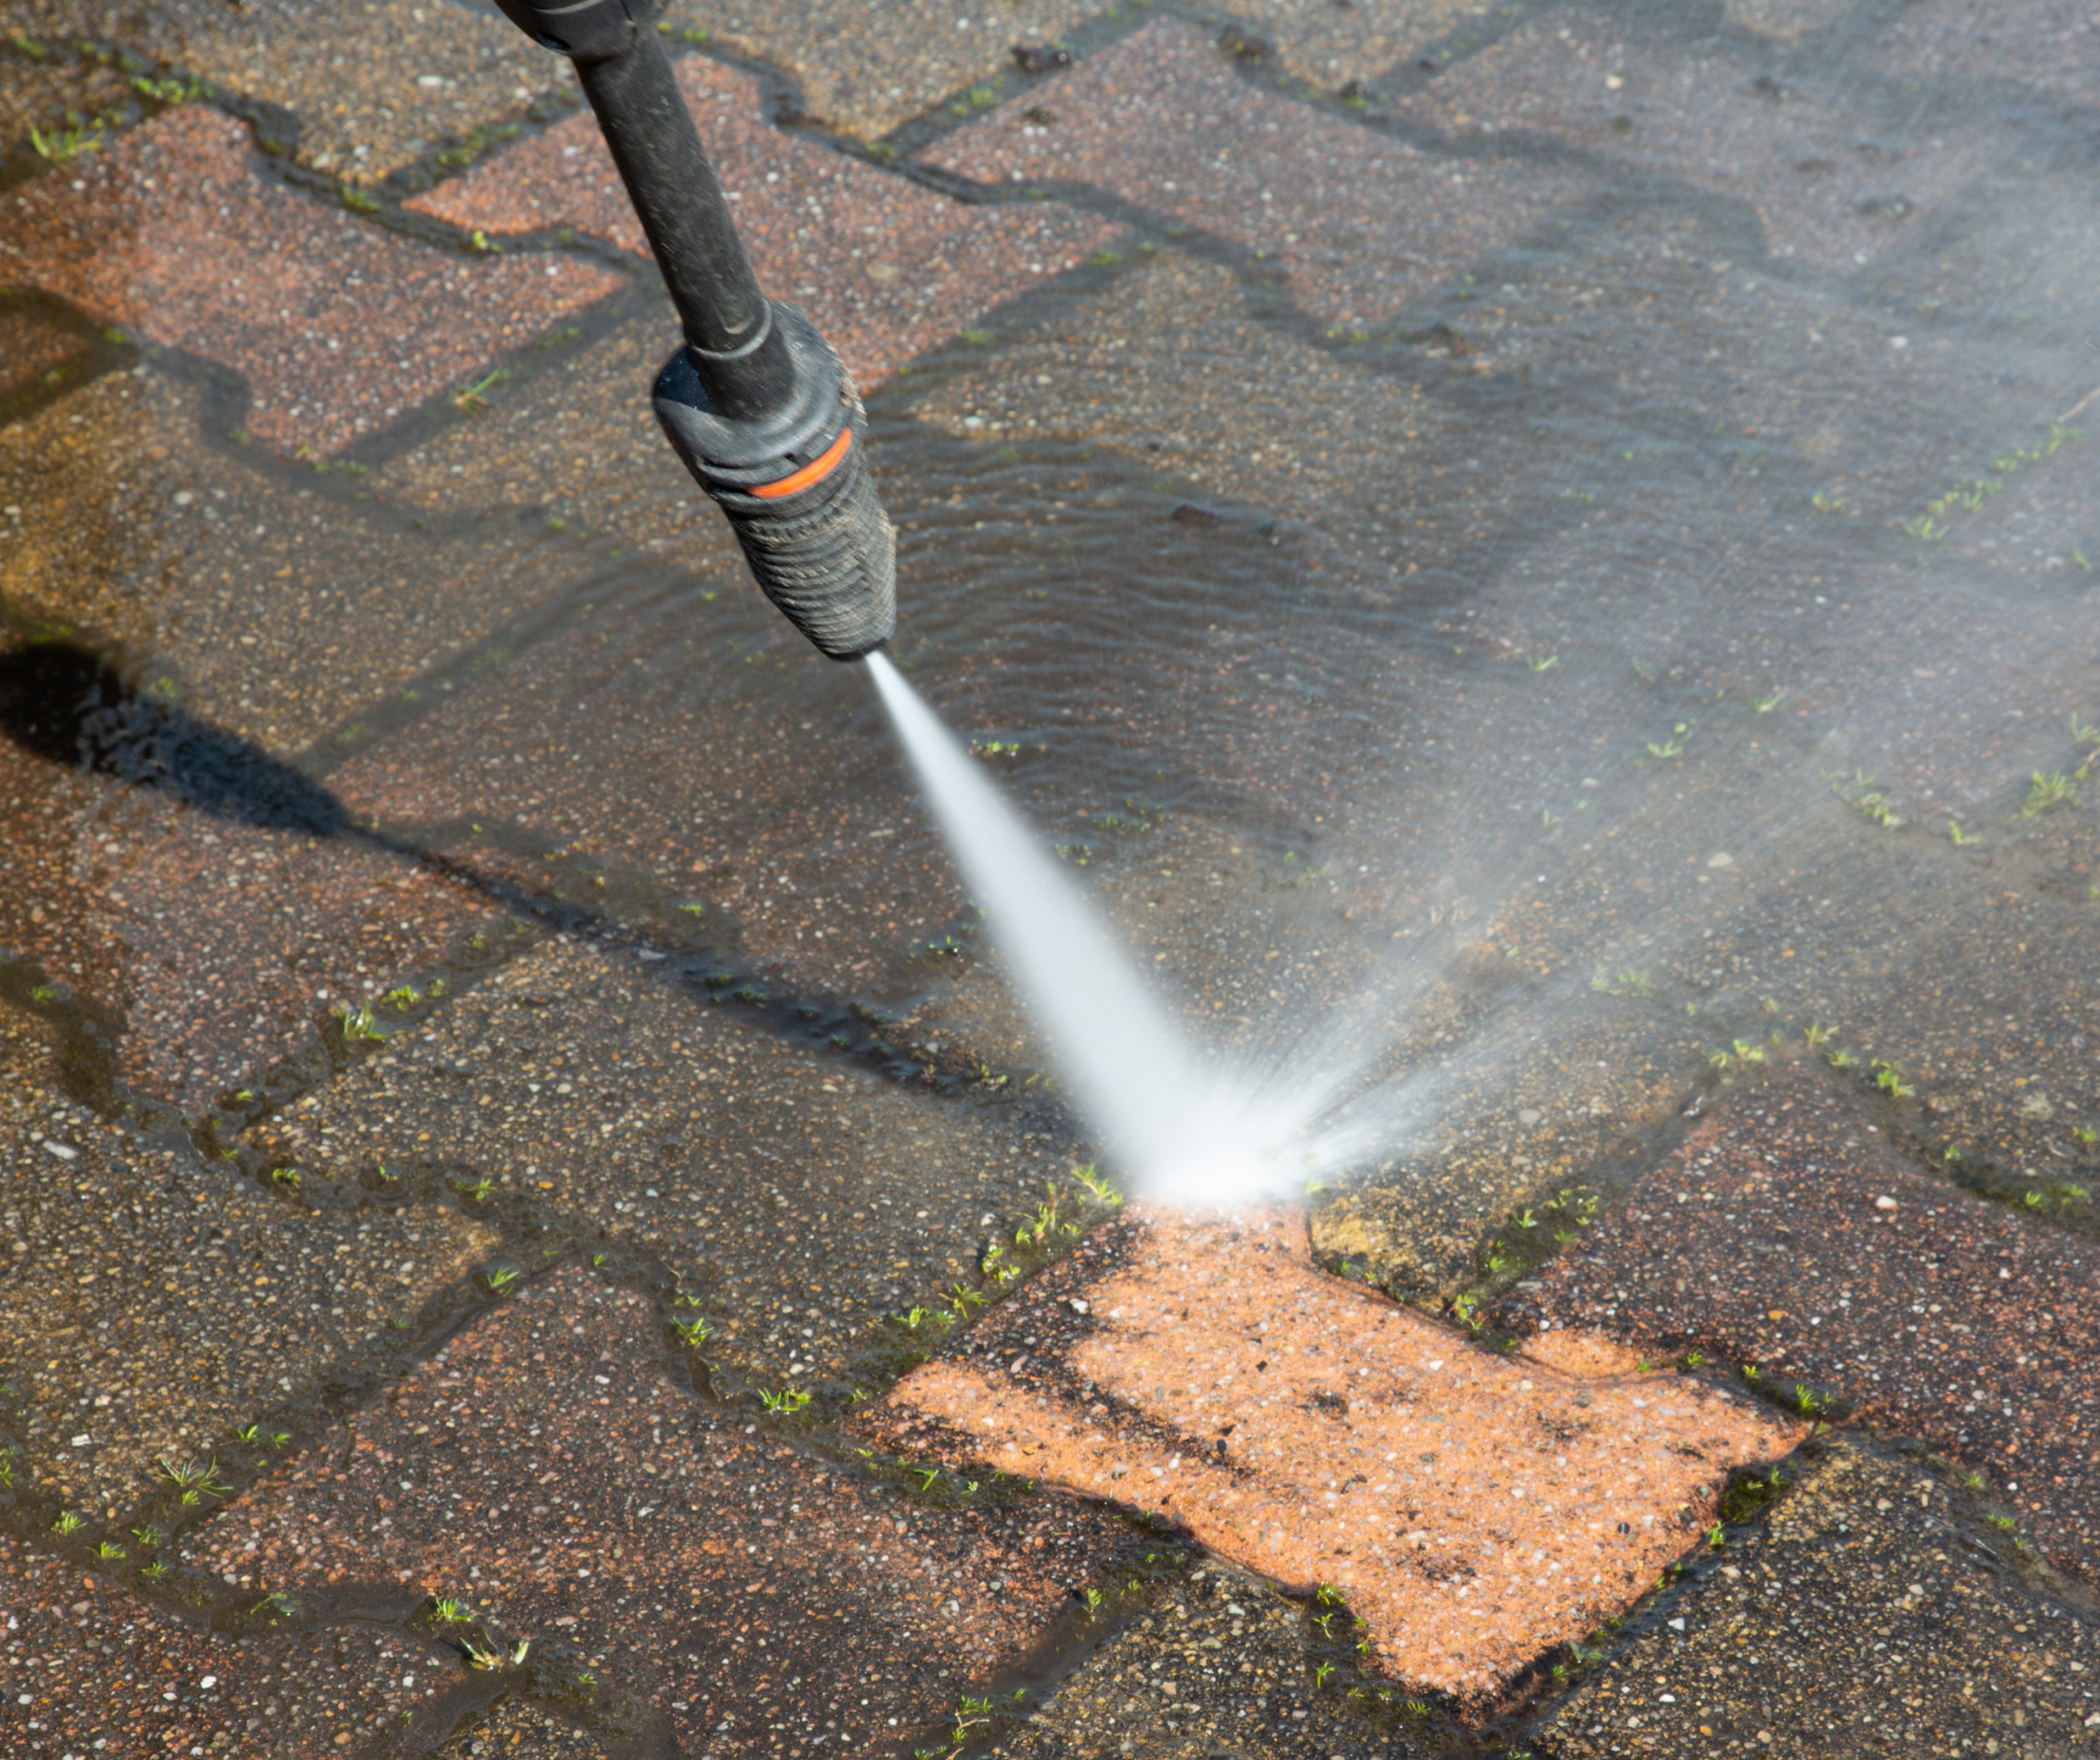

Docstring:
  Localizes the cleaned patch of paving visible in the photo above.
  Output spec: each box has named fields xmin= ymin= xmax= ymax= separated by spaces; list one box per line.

xmin=1531 ymin=1437 xmax=2100 ymax=1758
xmin=237 ymin=937 xmax=1100 ymax=1394
xmin=864 ymin=1202 xmax=1801 ymax=1702
xmin=0 ymin=1003 xmax=497 ymax=1517
xmin=672 ymin=0 xmax=1101 ymax=140
xmin=0 ymin=105 xmax=620 ymax=455
xmin=410 ymin=51 xmax=1117 ymax=394
xmin=189 ymin=1263 xmax=1134 ymax=1757
xmin=930 ymin=17 xmax=1589 ymax=326
xmin=0 ymin=1530 xmax=454 ymax=1758
xmin=1393 ymin=10 xmax=1998 ymax=277
xmin=1493 ymin=1057 xmax=2100 ymax=1584
xmin=11 ymin=0 xmax=560 ymax=184
xmin=977 ymin=1564 xmax=1392 ymax=1760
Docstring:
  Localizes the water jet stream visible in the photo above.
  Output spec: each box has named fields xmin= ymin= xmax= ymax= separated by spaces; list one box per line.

xmin=867 ymin=651 xmax=1402 ymax=1204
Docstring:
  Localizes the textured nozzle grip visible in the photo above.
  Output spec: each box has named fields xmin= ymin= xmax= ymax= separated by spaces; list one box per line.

xmin=653 ymin=304 xmax=897 ymax=662
xmin=719 ymin=429 xmax=896 ymax=660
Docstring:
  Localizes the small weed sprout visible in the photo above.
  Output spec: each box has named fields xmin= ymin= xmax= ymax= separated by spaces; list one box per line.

xmin=1872 ymin=1059 xmax=1915 ymax=1099
xmin=1083 ymin=1586 xmax=1103 ymax=1612
xmin=1527 ymin=654 xmax=1559 ymax=673
xmin=2072 ymin=1127 xmax=2098 ymax=1151
xmin=52 ymin=1510 xmax=86 ymax=1536
xmin=2018 ymin=771 xmax=2079 ymax=818
xmin=484 ymin=1265 xmax=521 ymax=1296
xmin=1752 ymin=689 xmax=1785 ymax=713
xmin=758 ymin=1388 xmax=810 ymax=1415
xmin=1947 ymin=820 xmax=1984 ymax=846
xmin=1591 ymin=964 xmax=1654 ymax=997
xmin=670 ymin=1313 xmax=713 ymax=1346
xmin=1070 ymin=1162 xmax=1121 ymax=1206
xmin=453 ymin=366 xmax=509 ymax=413
xmin=431 ymin=1598 xmax=471 ymax=1624
xmin=334 ymin=1001 xmax=386 ymax=1043
xmin=1803 ymin=1021 xmax=1834 ymax=1049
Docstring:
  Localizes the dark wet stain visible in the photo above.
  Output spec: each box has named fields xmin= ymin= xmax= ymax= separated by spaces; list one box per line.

xmin=0 ymin=641 xmax=348 ymax=836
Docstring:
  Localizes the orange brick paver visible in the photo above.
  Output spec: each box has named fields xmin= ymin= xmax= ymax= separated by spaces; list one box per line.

xmin=874 ymin=1203 xmax=1802 ymax=1702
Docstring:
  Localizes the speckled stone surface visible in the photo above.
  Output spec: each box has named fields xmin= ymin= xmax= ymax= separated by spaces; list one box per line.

xmin=1390 ymin=11 xmax=1992 ymax=276
xmin=0 ymin=1530 xmax=453 ymax=1758
xmin=1531 ymin=1437 xmax=2100 ymax=1758
xmin=977 ymin=1564 xmax=1401 ymax=1760
xmin=0 ymin=106 xmax=620 ymax=455
xmin=409 ymin=52 xmax=1117 ymax=393
xmin=1496 ymin=1058 xmax=2100 ymax=1585
xmin=0 ymin=1010 xmax=495 ymax=1516
xmin=8 ymin=0 xmax=562 ymax=184
xmin=866 ymin=1202 xmax=1801 ymax=1703
xmin=189 ymin=1264 xmax=1133 ymax=1757
xmin=669 ymin=0 xmax=1102 ymax=140
xmin=0 ymin=304 xmax=84 ymax=405
xmin=235 ymin=937 xmax=1099 ymax=1396
xmin=930 ymin=17 xmax=1589 ymax=326
xmin=1878 ymin=0 xmax=2100 ymax=113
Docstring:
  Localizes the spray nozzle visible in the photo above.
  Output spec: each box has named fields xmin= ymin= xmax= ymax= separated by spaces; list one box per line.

xmin=653 ymin=307 xmax=896 ymax=661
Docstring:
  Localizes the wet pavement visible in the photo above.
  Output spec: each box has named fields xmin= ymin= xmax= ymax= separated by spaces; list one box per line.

xmin=2 ymin=1 xmax=2099 ymax=1756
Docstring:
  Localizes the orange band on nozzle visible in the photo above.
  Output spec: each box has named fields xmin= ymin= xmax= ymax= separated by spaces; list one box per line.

xmin=751 ymin=426 xmax=853 ymax=499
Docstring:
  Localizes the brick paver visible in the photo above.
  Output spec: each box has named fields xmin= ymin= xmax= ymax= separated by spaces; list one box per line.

xmin=411 ymin=52 xmax=1117 ymax=393
xmin=0 ymin=105 xmax=620 ymax=456
xmin=931 ymin=17 xmax=1587 ymax=326
xmin=189 ymin=1265 xmax=1131 ymax=1757
xmin=0 ymin=305 xmax=84 ymax=407
xmin=1391 ymin=13 xmax=1990 ymax=276
xmin=1495 ymin=1059 xmax=2100 ymax=1584
xmin=0 ymin=1532 xmax=448 ymax=1759
xmin=865 ymin=1202 xmax=1801 ymax=1703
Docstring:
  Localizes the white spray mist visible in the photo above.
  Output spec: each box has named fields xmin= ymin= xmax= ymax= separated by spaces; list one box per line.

xmin=866 ymin=651 xmax=1407 ymax=1204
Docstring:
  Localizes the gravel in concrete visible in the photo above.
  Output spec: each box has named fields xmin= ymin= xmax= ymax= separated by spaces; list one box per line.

xmin=1496 ymin=1057 xmax=2100 ymax=1584
xmin=0 ymin=105 xmax=620 ymax=455
xmin=411 ymin=50 xmax=1116 ymax=394
xmin=0 ymin=1529 xmax=453 ymax=1758
xmin=0 ymin=1005 xmax=496 ymax=1518
xmin=189 ymin=1263 xmax=1133 ymax=1757
xmin=931 ymin=17 xmax=1588 ymax=326
xmin=867 ymin=1201 xmax=1800 ymax=1702
xmin=1531 ymin=1436 xmax=2100 ymax=1758
xmin=237 ymin=937 xmax=1099 ymax=1396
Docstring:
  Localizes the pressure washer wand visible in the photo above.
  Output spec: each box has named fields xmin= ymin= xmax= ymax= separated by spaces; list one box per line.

xmin=490 ymin=0 xmax=895 ymax=659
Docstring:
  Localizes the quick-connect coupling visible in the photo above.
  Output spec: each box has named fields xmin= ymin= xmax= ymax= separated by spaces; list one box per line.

xmin=653 ymin=303 xmax=897 ymax=661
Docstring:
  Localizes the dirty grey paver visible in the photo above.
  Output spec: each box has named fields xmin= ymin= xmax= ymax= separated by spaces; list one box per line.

xmin=235 ymin=938 xmax=1101 ymax=1394
xmin=671 ymin=0 xmax=1102 ymax=140
xmin=977 ymin=1564 xmax=1390 ymax=1760
xmin=1494 ymin=1057 xmax=2100 ymax=1584
xmin=0 ymin=1003 xmax=497 ymax=1517
xmin=1878 ymin=0 xmax=2100 ymax=114
xmin=1392 ymin=9 xmax=1994 ymax=276
xmin=11 ymin=0 xmax=562 ymax=184
xmin=1531 ymin=1437 xmax=2100 ymax=1758
xmin=187 ymin=1263 xmax=1133 ymax=1758
xmin=931 ymin=17 xmax=1590 ymax=327
xmin=409 ymin=48 xmax=1118 ymax=394
xmin=0 ymin=1530 xmax=454 ymax=1758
